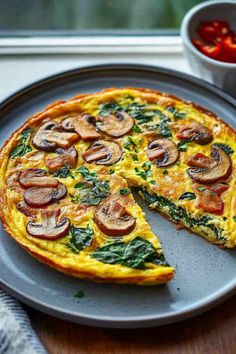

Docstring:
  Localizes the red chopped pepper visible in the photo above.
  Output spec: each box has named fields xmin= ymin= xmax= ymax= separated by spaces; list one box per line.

xmin=221 ymin=36 xmax=236 ymax=61
xmin=192 ymin=20 xmax=236 ymax=63
xmin=196 ymin=189 xmax=224 ymax=215
xmin=210 ymin=183 xmax=229 ymax=196
xmin=194 ymin=183 xmax=229 ymax=215
xmin=192 ymin=39 xmax=222 ymax=59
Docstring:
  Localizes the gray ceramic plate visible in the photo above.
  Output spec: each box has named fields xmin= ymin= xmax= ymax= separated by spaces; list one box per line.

xmin=0 ymin=64 xmax=236 ymax=328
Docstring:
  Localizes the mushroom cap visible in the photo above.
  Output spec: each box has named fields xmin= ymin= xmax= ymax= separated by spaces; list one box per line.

xmin=147 ymin=138 xmax=179 ymax=167
xmin=94 ymin=198 xmax=136 ymax=237
xmin=187 ymin=145 xmax=232 ymax=184
xmin=19 ymin=168 xmax=59 ymax=188
xmin=32 ymin=121 xmax=79 ymax=152
xmin=177 ymin=121 xmax=213 ymax=145
xmin=24 ymin=183 xmax=67 ymax=207
xmin=61 ymin=114 xmax=100 ymax=140
xmin=82 ymin=140 xmax=122 ymax=165
xmin=45 ymin=146 xmax=78 ymax=172
xmin=97 ymin=112 xmax=134 ymax=138
xmin=27 ymin=209 xmax=70 ymax=240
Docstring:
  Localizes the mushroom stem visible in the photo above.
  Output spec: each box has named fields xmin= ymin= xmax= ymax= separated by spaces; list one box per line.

xmin=27 ymin=209 xmax=70 ymax=240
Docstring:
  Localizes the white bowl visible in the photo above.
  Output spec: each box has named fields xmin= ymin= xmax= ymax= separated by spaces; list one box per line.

xmin=181 ymin=0 xmax=236 ymax=97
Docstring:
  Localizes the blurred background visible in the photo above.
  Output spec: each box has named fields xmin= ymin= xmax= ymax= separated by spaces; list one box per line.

xmin=0 ymin=0 xmax=205 ymax=34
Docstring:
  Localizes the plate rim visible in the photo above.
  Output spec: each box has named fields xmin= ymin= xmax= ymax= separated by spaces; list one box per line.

xmin=0 ymin=275 xmax=236 ymax=328
xmin=0 ymin=63 xmax=236 ymax=328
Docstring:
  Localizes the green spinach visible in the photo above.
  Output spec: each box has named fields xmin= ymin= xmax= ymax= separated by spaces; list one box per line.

xmin=135 ymin=162 xmax=152 ymax=180
xmin=53 ymin=165 xmax=74 ymax=179
xmin=71 ymin=167 xmax=110 ymax=206
xmin=166 ymin=105 xmax=186 ymax=119
xmin=133 ymin=125 xmax=142 ymax=133
xmin=66 ymin=225 xmax=94 ymax=253
xmin=155 ymin=110 xmax=172 ymax=137
xmin=92 ymin=236 xmax=167 ymax=269
xmin=138 ymin=188 xmax=225 ymax=242
xmin=123 ymin=136 xmax=137 ymax=152
xmin=9 ymin=128 xmax=33 ymax=159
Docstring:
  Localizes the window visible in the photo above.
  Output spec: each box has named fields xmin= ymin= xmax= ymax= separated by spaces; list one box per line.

xmin=0 ymin=0 xmax=205 ymax=35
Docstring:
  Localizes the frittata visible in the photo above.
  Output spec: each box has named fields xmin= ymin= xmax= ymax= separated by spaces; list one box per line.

xmin=0 ymin=87 xmax=235 ymax=285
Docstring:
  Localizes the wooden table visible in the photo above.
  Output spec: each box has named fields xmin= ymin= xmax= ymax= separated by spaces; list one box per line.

xmin=27 ymin=294 xmax=236 ymax=354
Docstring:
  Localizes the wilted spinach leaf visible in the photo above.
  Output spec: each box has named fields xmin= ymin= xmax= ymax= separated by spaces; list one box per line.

xmin=123 ymin=136 xmax=137 ymax=152
xmin=154 ymin=110 xmax=172 ymax=137
xmin=9 ymin=128 xmax=33 ymax=159
xmin=71 ymin=167 xmax=110 ymax=206
xmin=77 ymin=166 xmax=97 ymax=182
xmin=53 ymin=165 xmax=74 ymax=179
xmin=166 ymin=105 xmax=186 ymax=119
xmin=66 ymin=225 xmax=94 ymax=253
xmin=92 ymin=236 xmax=167 ymax=269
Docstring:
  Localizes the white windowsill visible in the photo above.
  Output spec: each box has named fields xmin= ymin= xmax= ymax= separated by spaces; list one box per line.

xmin=0 ymin=36 xmax=182 ymax=54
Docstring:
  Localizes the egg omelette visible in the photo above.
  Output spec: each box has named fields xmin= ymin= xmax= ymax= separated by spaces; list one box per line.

xmin=0 ymin=87 xmax=235 ymax=285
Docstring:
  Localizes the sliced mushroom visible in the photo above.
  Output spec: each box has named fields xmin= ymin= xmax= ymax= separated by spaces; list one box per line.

xmin=24 ymin=183 xmax=67 ymax=207
xmin=187 ymin=145 xmax=232 ymax=184
xmin=61 ymin=114 xmax=100 ymax=140
xmin=19 ymin=169 xmax=59 ymax=188
xmin=147 ymin=138 xmax=179 ymax=167
xmin=94 ymin=198 xmax=136 ymax=237
xmin=97 ymin=112 xmax=134 ymax=138
xmin=27 ymin=209 xmax=70 ymax=240
xmin=177 ymin=121 xmax=213 ymax=145
xmin=32 ymin=121 xmax=79 ymax=151
xmin=17 ymin=201 xmax=37 ymax=218
xmin=45 ymin=146 xmax=78 ymax=172
xmin=187 ymin=153 xmax=215 ymax=169
xmin=82 ymin=140 xmax=122 ymax=165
